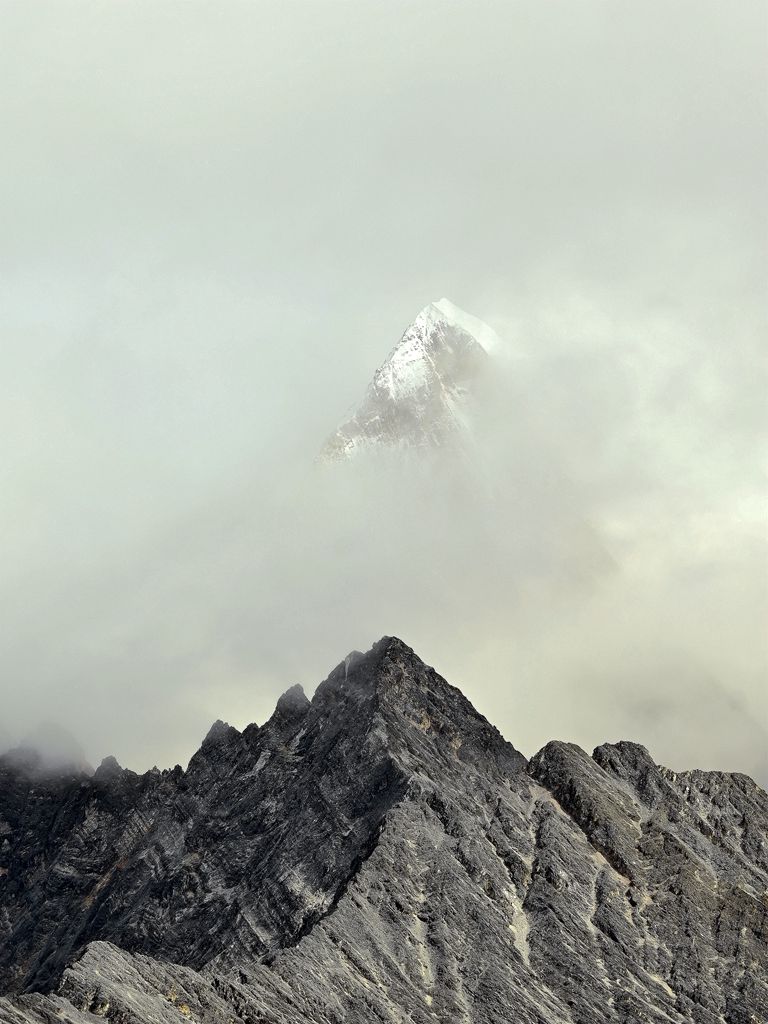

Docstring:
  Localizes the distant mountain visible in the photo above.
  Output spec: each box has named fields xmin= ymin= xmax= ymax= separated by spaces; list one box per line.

xmin=1 ymin=637 xmax=766 ymax=1023
xmin=1 ymin=722 xmax=92 ymax=778
xmin=320 ymin=299 xmax=501 ymax=460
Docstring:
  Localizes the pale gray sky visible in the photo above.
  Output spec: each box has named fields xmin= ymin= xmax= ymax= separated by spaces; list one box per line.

xmin=1 ymin=1 xmax=766 ymax=781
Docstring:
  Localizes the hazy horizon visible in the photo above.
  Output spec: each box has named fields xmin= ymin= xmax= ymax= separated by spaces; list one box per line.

xmin=2 ymin=1 xmax=766 ymax=783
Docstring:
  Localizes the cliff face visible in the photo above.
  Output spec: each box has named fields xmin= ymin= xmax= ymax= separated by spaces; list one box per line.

xmin=1 ymin=638 xmax=766 ymax=1024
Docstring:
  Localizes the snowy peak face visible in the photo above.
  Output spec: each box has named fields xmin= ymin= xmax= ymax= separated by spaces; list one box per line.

xmin=320 ymin=299 xmax=501 ymax=461
xmin=430 ymin=297 xmax=501 ymax=355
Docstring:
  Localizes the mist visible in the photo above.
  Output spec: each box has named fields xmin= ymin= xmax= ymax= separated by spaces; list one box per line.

xmin=1 ymin=1 xmax=766 ymax=783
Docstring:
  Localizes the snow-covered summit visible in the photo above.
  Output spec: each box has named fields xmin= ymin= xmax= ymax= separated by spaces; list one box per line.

xmin=320 ymin=299 xmax=499 ymax=461
xmin=431 ymin=297 xmax=501 ymax=354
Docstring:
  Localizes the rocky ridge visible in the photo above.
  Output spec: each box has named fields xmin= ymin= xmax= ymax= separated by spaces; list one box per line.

xmin=0 ymin=637 xmax=766 ymax=1023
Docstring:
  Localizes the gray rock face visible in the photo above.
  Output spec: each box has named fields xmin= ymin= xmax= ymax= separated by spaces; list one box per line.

xmin=0 ymin=638 xmax=766 ymax=1023
xmin=319 ymin=299 xmax=499 ymax=461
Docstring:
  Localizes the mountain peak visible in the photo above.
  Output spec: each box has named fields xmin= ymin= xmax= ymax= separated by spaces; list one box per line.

xmin=269 ymin=683 xmax=311 ymax=732
xmin=320 ymin=299 xmax=500 ymax=460
xmin=0 ymin=722 xmax=92 ymax=778
xmin=94 ymin=755 xmax=123 ymax=781
xmin=318 ymin=635 xmax=426 ymax=694
xmin=202 ymin=719 xmax=240 ymax=746
xmin=429 ymin=297 xmax=501 ymax=353
xmin=314 ymin=635 xmax=527 ymax=779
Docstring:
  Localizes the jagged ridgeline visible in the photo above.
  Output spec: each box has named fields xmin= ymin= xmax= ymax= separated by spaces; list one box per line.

xmin=0 ymin=638 xmax=766 ymax=1023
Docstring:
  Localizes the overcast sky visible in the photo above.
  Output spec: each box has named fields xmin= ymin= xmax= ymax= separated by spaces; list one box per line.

xmin=1 ymin=1 xmax=766 ymax=782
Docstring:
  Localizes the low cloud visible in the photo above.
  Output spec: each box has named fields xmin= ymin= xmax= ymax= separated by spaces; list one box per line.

xmin=0 ymin=1 xmax=765 ymax=783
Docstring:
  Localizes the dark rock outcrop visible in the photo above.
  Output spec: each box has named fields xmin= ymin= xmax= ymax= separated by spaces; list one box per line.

xmin=0 ymin=637 xmax=765 ymax=1023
